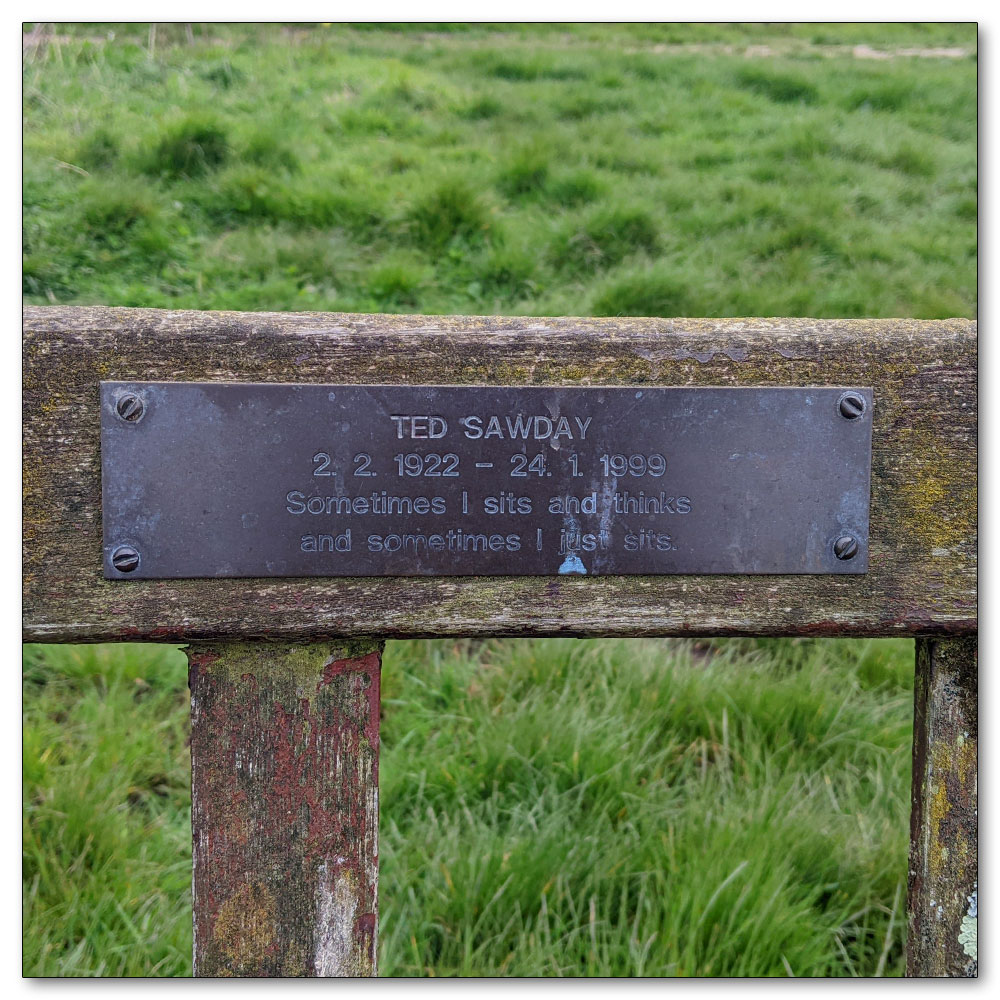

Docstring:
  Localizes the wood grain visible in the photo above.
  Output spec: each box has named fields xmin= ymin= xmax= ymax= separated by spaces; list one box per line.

xmin=189 ymin=640 xmax=383 ymax=977
xmin=907 ymin=636 xmax=978 ymax=977
xmin=23 ymin=306 xmax=977 ymax=641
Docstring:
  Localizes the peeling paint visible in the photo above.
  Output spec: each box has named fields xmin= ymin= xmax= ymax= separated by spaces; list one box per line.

xmin=313 ymin=863 xmax=361 ymax=976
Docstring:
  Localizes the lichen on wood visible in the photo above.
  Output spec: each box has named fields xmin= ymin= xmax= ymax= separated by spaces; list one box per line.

xmin=907 ymin=636 xmax=978 ymax=977
xmin=189 ymin=640 xmax=383 ymax=977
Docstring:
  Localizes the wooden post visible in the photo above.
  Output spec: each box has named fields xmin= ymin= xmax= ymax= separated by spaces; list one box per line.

xmin=907 ymin=636 xmax=978 ymax=977
xmin=188 ymin=640 xmax=383 ymax=977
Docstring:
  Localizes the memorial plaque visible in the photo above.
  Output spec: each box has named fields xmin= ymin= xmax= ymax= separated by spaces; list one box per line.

xmin=100 ymin=382 xmax=872 ymax=579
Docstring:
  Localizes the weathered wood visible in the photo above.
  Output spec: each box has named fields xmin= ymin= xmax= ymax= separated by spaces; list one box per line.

xmin=906 ymin=636 xmax=978 ymax=977
xmin=189 ymin=640 xmax=383 ymax=977
xmin=23 ymin=306 xmax=976 ymax=641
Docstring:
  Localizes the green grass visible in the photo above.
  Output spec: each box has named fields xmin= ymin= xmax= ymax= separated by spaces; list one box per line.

xmin=23 ymin=637 xmax=914 ymax=977
xmin=22 ymin=21 xmax=975 ymax=977
xmin=23 ymin=22 xmax=976 ymax=318
xmin=22 ymin=644 xmax=192 ymax=976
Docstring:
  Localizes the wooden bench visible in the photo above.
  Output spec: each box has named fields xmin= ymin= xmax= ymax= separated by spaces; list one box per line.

xmin=23 ymin=305 xmax=977 ymax=977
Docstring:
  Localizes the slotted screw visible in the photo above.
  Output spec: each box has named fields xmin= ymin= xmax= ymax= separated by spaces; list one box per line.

xmin=111 ymin=545 xmax=140 ymax=573
xmin=116 ymin=393 xmax=144 ymax=422
xmin=838 ymin=392 xmax=865 ymax=420
xmin=833 ymin=535 xmax=859 ymax=561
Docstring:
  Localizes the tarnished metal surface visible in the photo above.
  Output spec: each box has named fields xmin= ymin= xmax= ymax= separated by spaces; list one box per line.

xmin=101 ymin=382 xmax=872 ymax=579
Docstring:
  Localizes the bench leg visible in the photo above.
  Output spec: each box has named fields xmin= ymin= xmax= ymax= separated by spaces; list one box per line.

xmin=906 ymin=636 xmax=978 ymax=977
xmin=188 ymin=640 xmax=383 ymax=977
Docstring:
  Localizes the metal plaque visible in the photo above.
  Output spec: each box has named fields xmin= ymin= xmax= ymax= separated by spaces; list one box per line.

xmin=100 ymin=383 xmax=872 ymax=579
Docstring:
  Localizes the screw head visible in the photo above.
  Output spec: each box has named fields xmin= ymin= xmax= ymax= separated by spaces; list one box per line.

xmin=838 ymin=391 xmax=866 ymax=421
xmin=111 ymin=545 xmax=140 ymax=573
xmin=115 ymin=393 xmax=145 ymax=423
xmin=833 ymin=535 xmax=860 ymax=561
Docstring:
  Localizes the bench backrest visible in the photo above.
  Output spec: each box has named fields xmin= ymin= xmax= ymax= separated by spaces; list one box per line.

xmin=22 ymin=306 xmax=977 ymax=643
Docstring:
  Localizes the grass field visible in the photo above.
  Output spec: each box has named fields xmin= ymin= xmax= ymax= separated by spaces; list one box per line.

xmin=24 ymin=22 xmax=976 ymax=319
xmin=22 ymin=22 xmax=977 ymax=978
xmin=24 ymin=637 xmax=915 ymax=977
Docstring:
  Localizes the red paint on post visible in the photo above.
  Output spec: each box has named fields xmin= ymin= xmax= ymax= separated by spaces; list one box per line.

xmin=189 ymin=641 xmax=383 ymax=977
